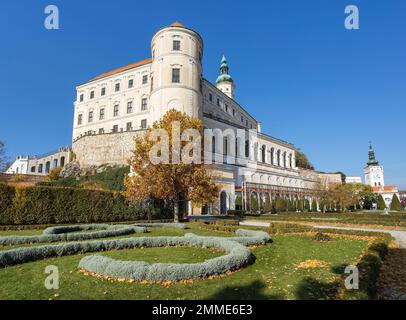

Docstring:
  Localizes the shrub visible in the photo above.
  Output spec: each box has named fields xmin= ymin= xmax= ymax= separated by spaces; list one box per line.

xmin=311 ymin=199 xmax=318 ymax=212
xmin=0 ymin=185 xmax=162 ymax=225
xmin=0 ymin=184 xmax=14 ymax=219
xmin=274 ymin=197 xmax=286 ymax=213
xmin=0 ymin=224 xmax=147 ymax=246
xmin=47 ymin=167 xmax=61 ymax=181
xmin=312 ymin=232 xmax=331 ymax=242
xmin=377 ymin=195 xmax=386 ymax=210
xmin=390 ymin=194 xmax=402 ymax=211
xmin=0 ymin=228 xmax=270 ymax=282
xmin=269 ymin=222 xmax=313 ymax=234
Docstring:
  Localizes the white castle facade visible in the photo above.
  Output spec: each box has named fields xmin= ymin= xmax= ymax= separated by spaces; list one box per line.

xmin=71 ymin=22 xmax=341 ymax=215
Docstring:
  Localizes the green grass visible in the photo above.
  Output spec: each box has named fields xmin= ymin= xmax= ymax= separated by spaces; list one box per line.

xmin=0 ymin=224 xmax=369 ymax=300
xmin=251 ymin=211 xmax=406 ymax=227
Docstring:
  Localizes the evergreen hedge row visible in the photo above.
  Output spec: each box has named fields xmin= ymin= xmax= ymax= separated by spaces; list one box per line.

xmin=0 ymin=184 xmax=159 ymax=225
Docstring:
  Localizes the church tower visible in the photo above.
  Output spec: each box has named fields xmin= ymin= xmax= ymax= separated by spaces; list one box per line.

xmin=364 ymin=144 xmax=385 ymax=187
xmin=216 ymin=55 xmax=234 ymax=99
xmin=149 ymin=22 xmax=204 ymax=123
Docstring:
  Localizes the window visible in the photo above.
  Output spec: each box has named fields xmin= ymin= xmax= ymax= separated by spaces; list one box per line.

xmin=241 ymin=115 xmax=244 ymax=122
xmin=142 ymin=75 xmax=148 ymax=85
xmin=141 ymin=98 xmax=147 ymax=111
xmin=225 ymin=104 xmax=228 ymax=112
xmin=112 ymin=125 xmax=118 ymax=133
xmin=128 ymin=79 xmax=134 ymax=88
xmin=30 ymin=166 xmax=36 ymax=173
xmin=113 ymin=105 xmax=119 ymax=117
xmin=217 ymin=98 xmax=220 ymax=107
xmin=126 ymin=122 xmax=132 ymax=131
xmin=232 ymin=109 xmax=235 ymax=116
xmin=101 ymin=87 xmax=106 ymax=96
xmin=78 ymin=114 xmax=83 ymax=125
xmin=127 ymin=101 xmax=133 ymax=114
xmin=79 ymin=94 xmax=84 ymax=102
xmin=99 ymin=108 xmax=105 ymax=120
xmin=172 ymin=68 xmax=180 ymax=83
xmin=209 ymin=93 xmax=213 ymax=102
xmin=60 ymin=157 xmax=65 ymax=167
xmin=90 ymin=91 xmax=94 ymax=99
xmin=115 ymin=83 xmax=120 ymax=92
xmin=141 ymin=119 xmax=147 ymax=129
xmin=88 ymin=111 xmax=93 ymax=123
xmin=99 ymin=128 xmax=104 ymax=134
xmin=38 ymin=164 xmax=43 ymax=173
xmin=246 ymin=120 xmax=249 ymax=126
xmin=173 ymin=40 xmax=181 ymax=51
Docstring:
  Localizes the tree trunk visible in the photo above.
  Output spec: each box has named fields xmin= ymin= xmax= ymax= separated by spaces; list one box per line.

xmin=174 ymin=199 xmax=180 ymax=223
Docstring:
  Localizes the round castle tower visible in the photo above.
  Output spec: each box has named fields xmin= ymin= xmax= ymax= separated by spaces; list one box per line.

xmin=149 ymin=22 xmax=204 ymax=123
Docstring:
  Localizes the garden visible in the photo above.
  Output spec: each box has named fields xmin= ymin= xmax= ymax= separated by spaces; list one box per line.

xmin=0 ymin=221 xmax=391 ymax=300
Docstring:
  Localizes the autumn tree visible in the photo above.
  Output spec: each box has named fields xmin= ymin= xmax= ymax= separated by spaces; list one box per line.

xmin=124 ymin=110 xmax=219 ymax=222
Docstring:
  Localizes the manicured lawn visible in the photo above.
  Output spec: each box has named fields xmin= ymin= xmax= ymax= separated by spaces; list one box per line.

xmin=0 ymin=224 xmax=369 ymax=300
xmin=252 ymin=211 xmax=406 ymax=228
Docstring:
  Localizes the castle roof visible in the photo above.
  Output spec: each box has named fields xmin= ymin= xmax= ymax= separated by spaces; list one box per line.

xmin=170 ymin=21 xmax=185 ymax=27
xmin=216 ymin=55 xmax=233 ymax=84
xmin=89 ymin=58 xmax=152 ymax=82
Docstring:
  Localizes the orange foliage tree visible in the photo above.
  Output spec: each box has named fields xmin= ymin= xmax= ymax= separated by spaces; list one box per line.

xmin=124 ymin=110 xmax=219 ymax=222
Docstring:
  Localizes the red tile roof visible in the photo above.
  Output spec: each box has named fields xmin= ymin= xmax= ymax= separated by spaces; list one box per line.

xmin=89 ymin=58 xmax=152 ymax=82
xmin=372 ymin=186 xmax=397 ymax=191
xmin=170 ymin=21 xmax=184 ymax=27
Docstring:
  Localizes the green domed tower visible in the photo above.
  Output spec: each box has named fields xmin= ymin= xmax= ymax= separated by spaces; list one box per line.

xmin=216 ymin=55 xmax=235 ymax=99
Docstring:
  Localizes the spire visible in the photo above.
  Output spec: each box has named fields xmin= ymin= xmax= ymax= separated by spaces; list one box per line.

xmin=367 ymin=143 xmax=379 ymax=166
xmin=216 ymin=55 xmax=233 ymax=84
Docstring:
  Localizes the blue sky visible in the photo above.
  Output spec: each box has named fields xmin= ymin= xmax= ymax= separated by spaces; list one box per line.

xmin=0 ymin=0 xmax=405 ymax=188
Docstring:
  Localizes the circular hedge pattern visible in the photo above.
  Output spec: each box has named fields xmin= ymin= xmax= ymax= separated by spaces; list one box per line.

xmin=0 ymin=224 xmax=270 ymax=283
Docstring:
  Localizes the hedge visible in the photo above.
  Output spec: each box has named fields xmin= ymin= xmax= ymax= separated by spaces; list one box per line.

xmin=0 ymin=184 xmax=162 ymax=225
xmin=0 ymin=227 xmax=270 ymax=282
xmin=0 ymin=224 xmax=147 ymax=246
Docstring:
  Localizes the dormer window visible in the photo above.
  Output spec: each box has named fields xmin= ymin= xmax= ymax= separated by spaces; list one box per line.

xmin=173 ymin=40 xmax=181 ymax=51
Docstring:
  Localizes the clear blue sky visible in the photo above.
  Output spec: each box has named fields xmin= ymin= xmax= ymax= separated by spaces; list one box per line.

xmin=0 ymin=0 xmax=405 ymax=188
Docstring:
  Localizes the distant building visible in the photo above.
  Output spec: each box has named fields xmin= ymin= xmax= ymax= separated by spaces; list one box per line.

xmin=5 ymin=147 xmax=72 ymax=176
xmin=363 ymin=144 xmax=399 ymax=208
xmin=346 ymin=176 xmax=362 ymax=184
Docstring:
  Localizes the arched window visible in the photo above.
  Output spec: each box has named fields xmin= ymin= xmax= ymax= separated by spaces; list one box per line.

xmin=261 ymin=145 xmax=266 ymax=163
xmin=271 ymin=148 xmax=274 ymax=165
xmin=283 ymin=152 xmax=287 ymax=168
xmin=60 ymin=157 xmax=65 ymax=167
xmin=277 ymin=150 xmax=281 ymax=166
xmin=289 ymin=153 xmax=292 ymax=168
xmin=212 ymin=136 xmax=216 ymax=154
xmin=245 ymin=140 xmax=249 ymax=158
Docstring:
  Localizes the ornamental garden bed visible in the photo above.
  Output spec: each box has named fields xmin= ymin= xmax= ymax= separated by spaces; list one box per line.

xmin=0 ymin=223 xmax=388 ymax=300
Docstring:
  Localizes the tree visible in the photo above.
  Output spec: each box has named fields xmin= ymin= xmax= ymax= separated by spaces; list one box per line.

xmin=274 ymin=197 xmax=286 ymax=213
xmin=235 ymin=194 xmax=242 ymax=211
xmin=263 ymin=195 xmax=271 ymax=212
xmin=0 ymin=140 xmax=9 ymax=172
xmin=390 ymin=194 xmax=402 ymax=211
xmin=124 ymin=110 xmax=219 ymax=222
xmin=250 ymin=194 xmax=259 ymax=212
xmin=311 ymin=198 xmax=318 ymax=212
xmin=313 ymin=178 xmax=333 ymax=213
xmin=377 ymin=194 xmax=386 ymax=210
xmin=295 ymin=150 xmax=314 ymax=170
xmin=47 ymin=167 xmax=62 ymax=181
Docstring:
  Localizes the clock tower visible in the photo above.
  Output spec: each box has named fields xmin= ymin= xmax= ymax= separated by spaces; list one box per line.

xmin=364 ymin=144 xmax=385 ymax=187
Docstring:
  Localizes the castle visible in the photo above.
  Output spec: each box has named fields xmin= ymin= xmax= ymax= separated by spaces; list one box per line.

xmin=70 ymin=22 xmax=341 ymax=215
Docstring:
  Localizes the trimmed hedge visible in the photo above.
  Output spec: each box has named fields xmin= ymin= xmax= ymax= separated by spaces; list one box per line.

xmin=0 ymin=227 xmax=270 ymax=282
xmin=0 ymin=184 xmax=160 ymax=225
xmin=0 ymin=224 xmax=147 ymax=246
